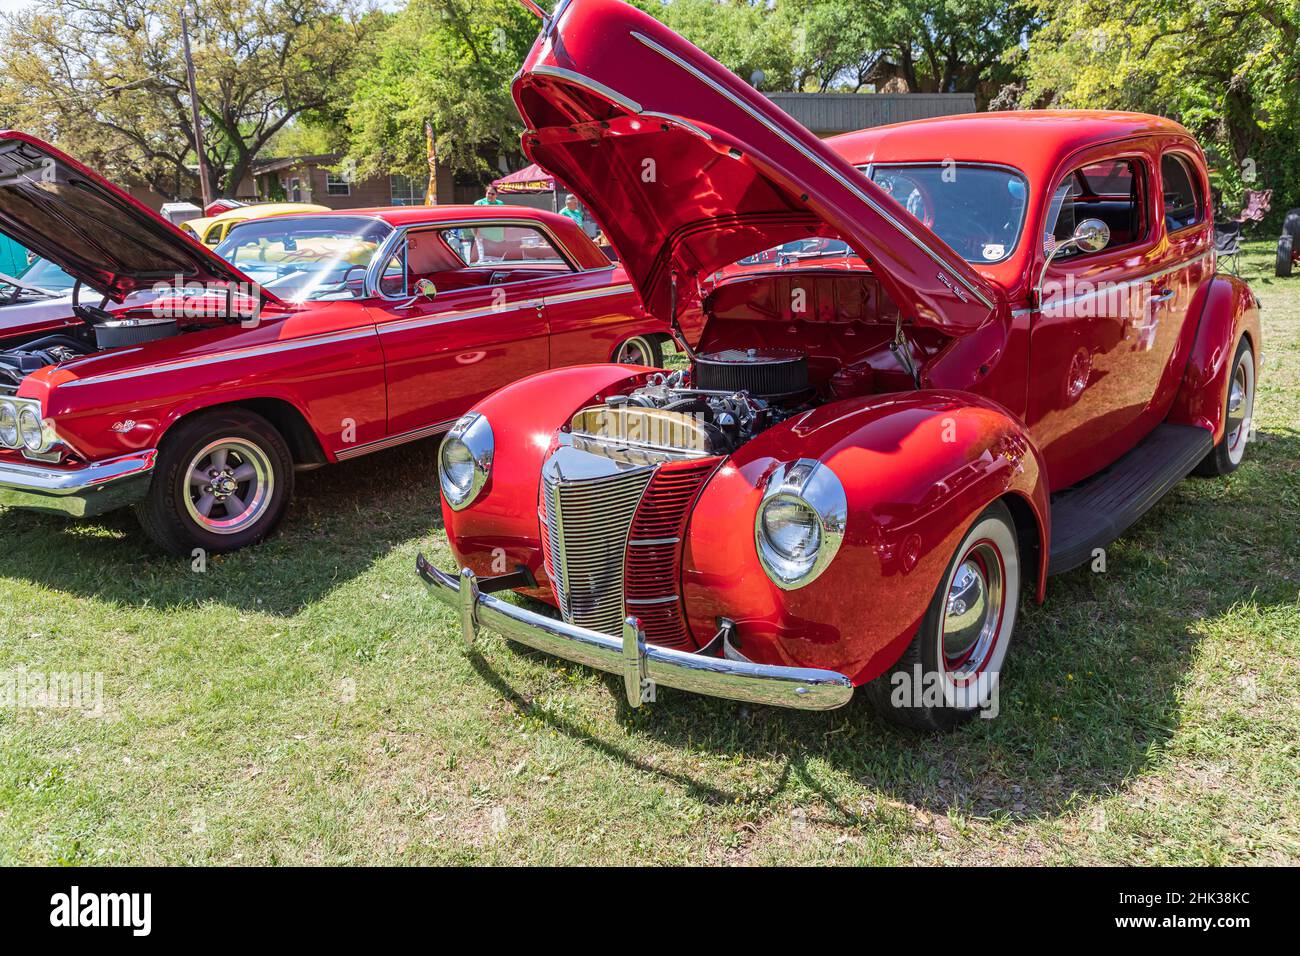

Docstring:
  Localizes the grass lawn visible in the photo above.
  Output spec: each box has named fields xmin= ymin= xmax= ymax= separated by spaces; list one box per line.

xmin=1 ymin=240 xmax=1296 ymax=866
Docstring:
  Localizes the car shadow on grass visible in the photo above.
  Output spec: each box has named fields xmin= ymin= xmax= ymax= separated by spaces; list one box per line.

xmin=0 ymin=439 xmax=445 ymax=617
xmin=472 ymin=427 xmax=1300 ymax=825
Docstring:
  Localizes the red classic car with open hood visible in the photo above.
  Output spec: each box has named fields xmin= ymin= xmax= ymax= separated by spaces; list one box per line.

xmin=419 ymin=0 xmax=1260 ymax=728
xmin=0 ymin=131 xmax=673 ymax=554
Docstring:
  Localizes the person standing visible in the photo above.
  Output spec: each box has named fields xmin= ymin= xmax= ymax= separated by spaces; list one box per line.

xmin=558 ymin=193 xmax=586 ymax=229
xmin=473 ymin=185 xmax=506 ymax=258
xmin=475 ymin=185 xmax=504 ymax=207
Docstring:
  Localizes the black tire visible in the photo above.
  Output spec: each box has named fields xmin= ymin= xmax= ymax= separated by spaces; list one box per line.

xmin=1193 ymin=337 xmax=1255 ymax=477
xmin=1282 ymin=208 xmax=1300 ymax=242
xmin=865 ymin=500 xmax=1020 ymax=731
xmin=1276 ymin=234 xmax=1294 ymax=277
xmin=134 ymin=408 xmax=294 ymax=556
xmin=612 ymin=334 xmax=664 ymax=368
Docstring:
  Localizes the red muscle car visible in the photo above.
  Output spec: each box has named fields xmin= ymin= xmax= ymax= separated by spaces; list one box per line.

xmin=0 ymin=131 xmax=672 ymax=554
xmin=419 ymin=0 xmax=1260 ymax=729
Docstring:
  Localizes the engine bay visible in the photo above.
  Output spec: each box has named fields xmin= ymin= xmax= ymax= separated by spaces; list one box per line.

xmin=571 ymin=268 xmax=945 ymax=459
xmin=0 ymin=300 xmax=220 ymax=392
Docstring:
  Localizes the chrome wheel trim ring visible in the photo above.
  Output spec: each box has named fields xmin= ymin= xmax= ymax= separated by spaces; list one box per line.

xmin=615 ymin=336 xmax=653 ymax=365
xmin=1225 ymin=346 xmax=1254 ymax=465
xmin=942 ymin=546 xmax=1000 ymax=671
xmin=936 ymin=516 xmax=1019 ymax=710
xmin=183 ymin=438 xmax=275 ymax=535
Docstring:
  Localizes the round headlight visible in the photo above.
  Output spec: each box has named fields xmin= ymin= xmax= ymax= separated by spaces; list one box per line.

xmin=754 ymin=459 xmax=847 ymax=589
xmin=760 ymin=496 xmax=822 ymax=562
xmin=439 ymin=412 xmax=493 ymax=511
xmin=0 ymin=402 xmax=17 ymax=448
xmin=18 ymin=406 xmax=44 ymax=452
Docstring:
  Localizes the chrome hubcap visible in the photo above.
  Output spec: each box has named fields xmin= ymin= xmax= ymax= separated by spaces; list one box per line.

xmin=617 ymin=338 xmax=649 ymax=364
xmin=1225 ymin=349 xmax=1254 ymax=463
xmin=942 ymin=541 xmax=1004 ymax=679
xmin=184 ymin=438 xmax=275 ymax=534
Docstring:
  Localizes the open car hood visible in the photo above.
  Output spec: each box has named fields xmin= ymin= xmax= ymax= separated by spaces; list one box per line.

xmin=512 ymin=0 xmax=1001 ymax=335
xmin=0 ymin=131 xmax=280 ymax=304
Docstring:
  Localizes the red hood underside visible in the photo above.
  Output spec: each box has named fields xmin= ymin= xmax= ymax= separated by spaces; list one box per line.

xmin=512 ymin=0 xmax=1001 ymax=336
xmin=0 ymin=131 xmax=277 ymax=305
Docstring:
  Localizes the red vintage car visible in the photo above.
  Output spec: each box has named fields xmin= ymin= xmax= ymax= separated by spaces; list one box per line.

xmin=0 ymin=131 xmax=672 ymax=554
xmin=419 ymin=0 xmax=1261 ymax=729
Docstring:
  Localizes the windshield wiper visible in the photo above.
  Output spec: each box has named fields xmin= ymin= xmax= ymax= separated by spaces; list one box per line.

xmin=0 ymin=271 xmax=61 ymax=299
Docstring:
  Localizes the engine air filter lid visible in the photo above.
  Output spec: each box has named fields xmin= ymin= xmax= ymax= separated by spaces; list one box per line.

xmin=693 ymin=347 xmax=809 ymax=398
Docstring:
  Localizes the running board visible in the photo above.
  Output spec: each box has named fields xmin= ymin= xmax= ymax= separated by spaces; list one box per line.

xmin=1048 ymin=423 xmax=1213 ymax=575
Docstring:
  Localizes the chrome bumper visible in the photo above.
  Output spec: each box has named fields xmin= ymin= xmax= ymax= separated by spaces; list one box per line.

xmin=416 ymin=555 xmax=854 ymax=711
xmin=0 ymin=449 xmax=157 ymax=518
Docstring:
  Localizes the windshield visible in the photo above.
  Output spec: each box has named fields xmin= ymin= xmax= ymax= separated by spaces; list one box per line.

xmin=215 ymin=216 xmax=392 ymax=302
xmin=864 ymin=164 xmax=1028 ymax=264
xmin=15 ymin=257 xmax=76 ymax=293
xmin=735 ymin=238 xmax=853 ymax=266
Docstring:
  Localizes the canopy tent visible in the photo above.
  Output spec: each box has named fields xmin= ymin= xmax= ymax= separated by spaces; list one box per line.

xmin=491 ymin=163 xmax=556 ymax=194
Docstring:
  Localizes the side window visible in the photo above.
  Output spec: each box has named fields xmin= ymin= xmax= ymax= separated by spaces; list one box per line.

xmin=376 ymin=247 xmax=407 ymax=297
xmin=441 ymin=224 xmax=569 ymax=271
xmin=374 ymin=224 xmax=575 ymax=300
xmin=1161 ymin=153 xmax=1204 ymax=232
xmin=1047 ymin=158 xmax=1147 ymax=258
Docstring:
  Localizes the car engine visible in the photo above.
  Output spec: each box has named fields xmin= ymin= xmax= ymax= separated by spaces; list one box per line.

xmin=0 ymin=305 xmax=185 ymax=392
xmin=0 ymin=334 xmax=96 ymax=393
xmin=576 ymin=347 xmax=816 ymax=457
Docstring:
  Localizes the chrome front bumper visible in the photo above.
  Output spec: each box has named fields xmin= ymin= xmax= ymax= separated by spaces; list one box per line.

xmin=417 ymin=554 xmax=854 ymax=711
xmin=0 ymin=449 xmax=157 ymax=518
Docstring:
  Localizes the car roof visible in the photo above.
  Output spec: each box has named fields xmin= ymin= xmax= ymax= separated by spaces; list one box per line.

xmin=224 ymin=204 xmax=610 ymax=269
xmin=214 ymin=202 xmax=328 ymax=222
xmin=283 ymin=204 xmax=577 ymax=228
xmin=829 ymin=111 xmax=1200 ymax=178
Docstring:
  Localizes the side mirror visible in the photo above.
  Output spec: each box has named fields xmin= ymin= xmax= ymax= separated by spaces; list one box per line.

xmin=414 ymin=278 xmax=437 ymax=301
xmin=1034 ymin=218 xmax=1111 ymax=306
xmin=1071 ymin=218 xmax=1110 ymax=253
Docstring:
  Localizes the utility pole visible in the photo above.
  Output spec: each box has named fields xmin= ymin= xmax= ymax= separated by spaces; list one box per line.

xmin=181 ymin=8 xmax=214 ymax=208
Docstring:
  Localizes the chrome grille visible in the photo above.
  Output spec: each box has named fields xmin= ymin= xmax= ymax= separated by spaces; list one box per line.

xmin=543 ymin=464 xmax=654 ymax=636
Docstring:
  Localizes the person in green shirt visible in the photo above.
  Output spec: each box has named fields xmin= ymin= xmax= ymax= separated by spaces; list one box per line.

xmin=558 ymin=193 xmax=586 ymax=229
xmin=472 ymin=185 xmax=505 ymax=254
xmin=474 ymin=185 xmax=504 ymax=207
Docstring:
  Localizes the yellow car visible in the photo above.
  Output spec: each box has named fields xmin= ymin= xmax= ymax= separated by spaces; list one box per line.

xmin=180 ymin=202 xmax=330 ymax=246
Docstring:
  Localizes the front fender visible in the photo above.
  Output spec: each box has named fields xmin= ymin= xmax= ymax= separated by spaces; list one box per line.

xmin=681 ymin=391 xmax=1049 ymax=685
xmin=442 ymin=363 xmax=653 ymax=585
xmin=1168 ymin=275 xmax=1261 ymax=441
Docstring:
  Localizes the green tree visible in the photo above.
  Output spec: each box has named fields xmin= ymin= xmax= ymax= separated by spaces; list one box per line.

xmin=0 ymin=0 xmax=376 ymax=200
xmin=1023 ymin=0 xmax=1300 ymax=213
xmin=344 ymin=0 xmax=540 ymax=184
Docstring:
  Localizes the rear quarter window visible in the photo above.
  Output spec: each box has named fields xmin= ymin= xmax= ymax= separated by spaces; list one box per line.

xmin=1161 ymin=153 xmax=1204 ymax=232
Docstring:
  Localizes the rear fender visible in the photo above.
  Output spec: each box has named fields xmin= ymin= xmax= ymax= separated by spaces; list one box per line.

xmin=681 ymin=391 xmax=1049 ymax=685
xmin=1168 ymin=275 xmax=1261 ymax=441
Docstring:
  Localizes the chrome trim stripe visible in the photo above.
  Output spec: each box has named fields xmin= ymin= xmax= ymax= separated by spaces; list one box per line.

xmin=629 ymin=536 xmax=679 ymax=546
xmin=1010 ymin=249 xmax=1214 ymax=317
xmin=639 ymin=111 xmax=713 ymax=141
xmin=418 ymin=557 xmax=854 ymax=712
xmin=626 ymin=594 xmax=680 ymax=606
xmin=62 ymin=327 xmax=378 ymax=388
xmin=527 ymin=64 xmax=644 ymax=115
xmin=379 ymin=302 xmax=538 ymax=336
xmin=542 ymin=283 xmax=635 ymax=306
xmin=629 ymin=30 xmax=995 ymax=311
xmin=335 ymin=419 xmax=456 ymax=461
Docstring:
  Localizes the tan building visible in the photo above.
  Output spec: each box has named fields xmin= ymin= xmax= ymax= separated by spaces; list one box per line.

xmin=250 ymin=153 xmax=467 ymax=210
